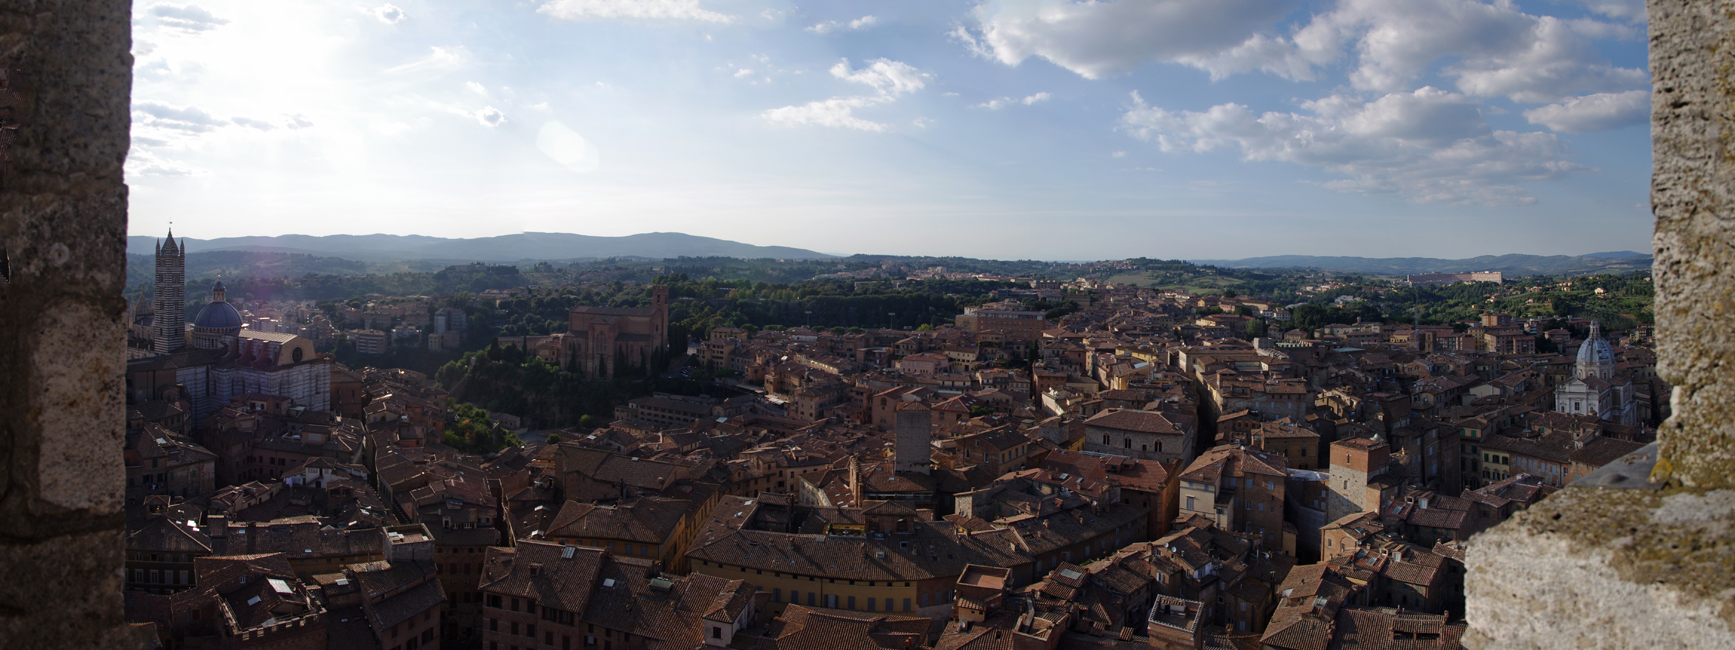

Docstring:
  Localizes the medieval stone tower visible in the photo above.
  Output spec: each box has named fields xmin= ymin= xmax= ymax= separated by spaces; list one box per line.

xmin=153 ymin=230 xmax=185 ymax=355
xmin=894 ymin=401 xmax=932 ymax=475
xmin=1326 ymin=436 xmax=1390 ymax=524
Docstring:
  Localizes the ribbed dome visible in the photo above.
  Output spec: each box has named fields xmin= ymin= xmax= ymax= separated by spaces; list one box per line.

xmin=193 ymin=300 xmax=242 ymax=330
xmin=1577 ymin=335 xmax=1614 ymax=366
xmin=1582 ymin=322 xmax=1617 ymax=369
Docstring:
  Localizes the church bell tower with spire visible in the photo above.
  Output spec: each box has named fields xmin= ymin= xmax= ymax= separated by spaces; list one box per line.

xmin=153 ymin=229 xmax=186 ymax=355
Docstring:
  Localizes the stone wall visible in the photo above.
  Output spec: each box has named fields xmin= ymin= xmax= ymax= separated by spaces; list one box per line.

xmin=1650 ymin=0 xmax=1735 ymax=491
xmin=0 ymin=0 xmax=139 ymax=647
xmin=1465 ymin=1 xmax=1735 ymax=646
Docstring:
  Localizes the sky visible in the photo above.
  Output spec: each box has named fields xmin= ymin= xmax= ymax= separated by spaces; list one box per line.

xmin=128 ymin=0 xmax=1655 ymax=260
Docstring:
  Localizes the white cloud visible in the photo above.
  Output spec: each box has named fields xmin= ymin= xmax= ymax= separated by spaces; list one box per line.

xmin=1565 ymin=17 xmax=1640 ymax=40
xmin=977 ymin=92 xmax=1050 ymax=110
xmin=475 ymin=107 xmax=506 ymax=127
xmin=374 ymin=3 xmax=405 ymax=24
xmin=733 ymin=68 xmax=754 ymax=78
xmin=912 ymin=117 xmax=933 ymax=128
xmin=1561 ymin=0 xmax=1646 ymax=22
xmin=762 ymin=96 xmax=889 ymax=132
xmin=537 ymin=0 xmax=733 ymax=23
xmin=230 ymin=116 xmax=275 ymax=130
xmin=132 ymin=134 xmax=172 ymax=148
xmin=948 ymin=25 xmax=994 ymax=59
xmin=957 ymin=0 xmax=1644 ymax=101
xmin=1120 ymin=87 xmax=1585 ymax=205
xmin=126 ymin=150 xmax=198 ymax=177
xmin=1111 ymin=150 xmax=1127 ymax=158
xmin=808 ymin=15 xmax=878 ymax=34
xmin=286 ymin=115 xmax=314 ymax=129
xmin=134 ymin=101 xmax=226 ymax=132
xmin=466 ymin=81 xmax=488 ymax=96
xmin=145 ymin=4 xmax=230 ymax=32
xmin=830 ymin=59 xmax=931 ymax=96
xmin=1292 ymin=0 xmax=1647 ymax=102
xmin=961 ymin=0 xmax=1298 ymax=79
xmin=1523 ymin=89 xmax=1649 ymax=133
xmin=386 ymin=46 xmax=470 ymax=75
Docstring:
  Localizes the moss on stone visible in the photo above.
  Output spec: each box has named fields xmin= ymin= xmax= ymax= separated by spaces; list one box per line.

xmin=1495 ymin=486 xmax=1735 ymax=629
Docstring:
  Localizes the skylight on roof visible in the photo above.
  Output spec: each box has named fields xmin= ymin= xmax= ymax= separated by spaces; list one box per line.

xmin=602 ymin=578 xmax=616 ymax=587
xmin=246 ymin=595 xmax=261 ymax=606
xmin=269 ymin=578 xmax=293 ymax=594
xmin=1059 ymin=568 xmax=1083 ymax=580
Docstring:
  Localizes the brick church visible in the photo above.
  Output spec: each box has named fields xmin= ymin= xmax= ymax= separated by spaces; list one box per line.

xmin=555 ymin=285 xmax=670 ymax=380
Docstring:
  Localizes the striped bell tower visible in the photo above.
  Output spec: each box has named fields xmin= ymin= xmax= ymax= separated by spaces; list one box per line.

xmin=153 ymin=229 xmax=186 ymax=355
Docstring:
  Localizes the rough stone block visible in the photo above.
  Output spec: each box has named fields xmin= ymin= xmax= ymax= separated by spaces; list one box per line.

xmin=1465 ymin=486 xmax=1735 ymax=648
xmin=1650 ymin=0 xmax=1735 ymax=489
xmin=32 ymin=301 xmax=123 ymax=512
xmin=0 ymin=530 xmax=136 ymax=649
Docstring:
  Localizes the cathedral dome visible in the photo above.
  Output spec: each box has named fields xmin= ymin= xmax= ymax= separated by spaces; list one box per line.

xmin=1577 ymin=322 xmax=1614 ymax=367
xmin=193 ymin=299 xmax=242 ymax=330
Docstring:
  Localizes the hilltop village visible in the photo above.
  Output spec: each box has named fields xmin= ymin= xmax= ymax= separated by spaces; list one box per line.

xmin=122 ymin=234 xmax=1664 ymax=649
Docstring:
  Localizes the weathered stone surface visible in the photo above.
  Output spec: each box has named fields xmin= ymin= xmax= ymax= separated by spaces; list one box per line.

xmin=1650 ymin=0 xmax=1735 ymax=489
xmin=1466 ymin=487 xmax=1735 ymax=649
xmin=33 ymin=301 xmax=124 ymax=512
xmin=0 ymin=0 xmax=138 ymax=648
xmin=0 ymin=530 xmax=138 ymax=649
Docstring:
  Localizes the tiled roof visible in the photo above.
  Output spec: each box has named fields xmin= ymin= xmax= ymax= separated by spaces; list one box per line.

xmin=1330 ymin=606 xmax=1466 ymax=648
xmin=547 ymin=497 xmax=692 ymax=544
xmin=740 ymin=604 xmax=932 ymax=650
xmin=1083 ymin=408 xmax=1185 ymax=435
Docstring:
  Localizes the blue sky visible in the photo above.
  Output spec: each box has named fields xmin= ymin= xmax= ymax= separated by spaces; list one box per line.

xmin=127 ymin=0 xmax=1654 ymax=260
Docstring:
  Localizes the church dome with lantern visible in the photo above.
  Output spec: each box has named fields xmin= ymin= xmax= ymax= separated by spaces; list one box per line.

xmin=1575 ymin=320 xmax=1615 ymax=380
xmin=191 ymin=281 xmax=243 ymax=350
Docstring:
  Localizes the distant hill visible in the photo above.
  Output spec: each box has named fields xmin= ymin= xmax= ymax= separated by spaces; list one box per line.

xmin=1190 ymin=253 xmax=1654 ymax=277
xmin=126 ymin=231 xmax=836 ymax=262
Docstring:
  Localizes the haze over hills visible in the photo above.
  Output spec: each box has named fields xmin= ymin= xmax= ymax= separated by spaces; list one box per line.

xmin=125 ymin=231 xmax=836 ymax=262
xmin=1190 ymin=252 xmax=1653 ymax=276
xmin=125 ymin=230 xmax=1652 ymax=278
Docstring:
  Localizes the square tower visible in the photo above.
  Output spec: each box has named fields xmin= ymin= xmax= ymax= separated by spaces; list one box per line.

xmin=894 ymin=402 xmax=932 ymax=475
xmin=1326 ymin=437 xmax=1390 ymax=524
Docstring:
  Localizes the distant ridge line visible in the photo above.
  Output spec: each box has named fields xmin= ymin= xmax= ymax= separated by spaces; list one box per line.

xmin=124 ymin=231 xmax=836 ymax=262
xmin=1187 ymin=252 xmax=1653 ymax=276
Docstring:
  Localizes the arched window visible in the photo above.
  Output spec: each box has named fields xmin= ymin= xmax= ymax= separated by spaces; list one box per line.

xmin=291 ymin=346 xmax=304 ymax=362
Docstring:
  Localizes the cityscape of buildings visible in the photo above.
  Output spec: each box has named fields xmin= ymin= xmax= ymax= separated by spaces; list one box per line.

xmin=115 ymin=229 xmax=1668 ymax=649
